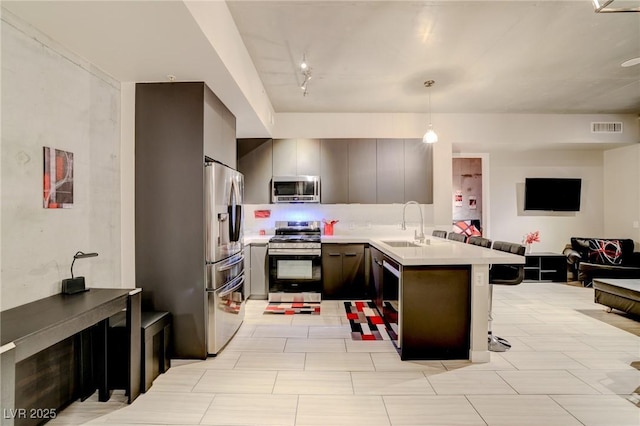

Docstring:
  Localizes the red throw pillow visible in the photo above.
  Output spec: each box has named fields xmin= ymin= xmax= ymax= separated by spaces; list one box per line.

xmin=585 ymin=239 xmax=623 ymax=265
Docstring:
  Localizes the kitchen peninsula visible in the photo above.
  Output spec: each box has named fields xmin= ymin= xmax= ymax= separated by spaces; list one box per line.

xmin=369 ymin=237 xmax=523 ymax=362
xmin=251 ymin=234 xmax=525 ymax=363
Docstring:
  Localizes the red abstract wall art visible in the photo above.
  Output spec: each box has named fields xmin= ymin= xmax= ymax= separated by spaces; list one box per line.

xmin=43 ymin=147 xmax=74 ymax=208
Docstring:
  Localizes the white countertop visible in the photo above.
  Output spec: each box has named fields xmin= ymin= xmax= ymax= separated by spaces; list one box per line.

xmin=369 ymin=237 xmax=524 ymax=266
xmin=244 ymin=234 xmax=524 ymax=266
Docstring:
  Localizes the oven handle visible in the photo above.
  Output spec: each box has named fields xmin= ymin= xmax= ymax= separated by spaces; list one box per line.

xmin=211 ymin=274 xmax=245 ymax=298
xmin=268 ymin=249 xmax=321 ymax=256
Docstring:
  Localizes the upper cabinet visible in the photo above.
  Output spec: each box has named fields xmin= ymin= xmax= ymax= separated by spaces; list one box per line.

xmin=238 ymin=139 xmax=273 ymax=204
xmin=272 ymin=139 xmax=296 ymax=176
xmin=348 ymin=139 xmax=377 ymax=204
xmin=297 ymin=139 xmax=321 ymax=176
xmin=273 ymin=138 xmax=320 ymax=176
xmin=320 ymin=139 xmax=349 ymax=203
xmin=404 ymin=138 xmax=433 ymax=204
xmin=238 ymin=138 xmax=433 ymax=205
xmin=376 ymin=139 xmax=405 ymax=204
xmin=203 ymin=86 xmax=237 ymax=168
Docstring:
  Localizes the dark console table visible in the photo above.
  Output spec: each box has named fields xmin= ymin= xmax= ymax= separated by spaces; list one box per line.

xmin=524 ymin=252 xmax=566 ymax=282
xmin=1 ymin=288 xmax=141 ymax=426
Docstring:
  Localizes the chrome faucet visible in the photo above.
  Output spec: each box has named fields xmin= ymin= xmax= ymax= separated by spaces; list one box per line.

xmin=402 ymin=201 xmax=425 ymax=243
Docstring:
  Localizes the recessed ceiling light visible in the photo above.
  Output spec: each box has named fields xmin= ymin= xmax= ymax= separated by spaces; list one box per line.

xmin=621 ymin=57 xmax=640 ymax=67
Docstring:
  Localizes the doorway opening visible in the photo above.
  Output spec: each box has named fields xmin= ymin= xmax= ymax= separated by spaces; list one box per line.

xmin=452 ymin=154 xmax=489 ymax=238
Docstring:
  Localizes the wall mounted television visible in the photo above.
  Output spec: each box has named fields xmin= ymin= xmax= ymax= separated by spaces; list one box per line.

xmin=524 ymin=178 xmax=582 ymax=212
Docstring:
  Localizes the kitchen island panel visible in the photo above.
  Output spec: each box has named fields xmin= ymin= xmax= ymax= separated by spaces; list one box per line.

xmin=400 ymin=266 xmax=471 ymax=360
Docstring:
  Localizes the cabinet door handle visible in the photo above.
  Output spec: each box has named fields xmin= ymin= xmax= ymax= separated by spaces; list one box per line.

xmin=344 ymin=253 xmax=357 ymax=256
xmin=374 ymin=259 xmax=383 ymax=266
xmin=328 ymin=253 xmax=341 ymax=256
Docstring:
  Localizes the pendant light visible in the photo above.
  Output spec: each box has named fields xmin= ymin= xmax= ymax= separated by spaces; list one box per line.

xmin=423 ymin=80 xmax=438 ymax=144
xmin=300 ymin=54 xmax=312 ymax=97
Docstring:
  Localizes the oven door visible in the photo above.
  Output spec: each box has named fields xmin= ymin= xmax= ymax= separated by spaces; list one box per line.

xmin=268 ymin=249 xmax=322 ymax=295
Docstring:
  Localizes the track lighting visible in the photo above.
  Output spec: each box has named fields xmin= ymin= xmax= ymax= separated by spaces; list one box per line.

xmin=422 ymin=80 xmax=438 ymax=144
xmin=592 ymin=0 xmax=640 ymax=12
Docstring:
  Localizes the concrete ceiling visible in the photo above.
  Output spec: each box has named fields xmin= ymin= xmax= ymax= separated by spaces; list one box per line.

xmin=3 ymin=1 xmax=640 ymax=139
xmin=227 ymin=0 xmax=640 ymax=114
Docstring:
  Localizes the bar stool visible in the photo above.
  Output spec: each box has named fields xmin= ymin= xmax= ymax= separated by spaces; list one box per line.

xmin=468 ymin=236 xmax=492 ymax=248
xmin=447 ymin=232 xmax=467 ymax=243
xmin=488 ymin=241 xmax=525 ymax=352
xmin=432 ymin=230 xmax=447 ymax=238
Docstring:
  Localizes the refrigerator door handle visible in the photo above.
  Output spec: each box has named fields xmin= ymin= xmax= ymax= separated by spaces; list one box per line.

xmin=228 ymin=179 xmax=242 ymax=243
xmin=212 ymin=274 xmax=245 ymax=298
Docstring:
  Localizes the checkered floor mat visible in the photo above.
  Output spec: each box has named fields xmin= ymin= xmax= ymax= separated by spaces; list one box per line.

xmin=263 ymin=302 xmax=321 ymax=315
xmin=344 ymin=301 xmax=397 ymax=341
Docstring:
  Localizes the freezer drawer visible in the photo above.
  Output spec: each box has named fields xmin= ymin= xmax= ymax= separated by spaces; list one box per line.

xmin=207 ymin=272 xmax=245 ymax=354
xmin=206 ymin=252 xmax=245 ymax=291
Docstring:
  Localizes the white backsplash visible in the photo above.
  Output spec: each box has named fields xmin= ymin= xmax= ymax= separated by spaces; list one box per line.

xmin=244 ymin=203 xmax=450 ymax=237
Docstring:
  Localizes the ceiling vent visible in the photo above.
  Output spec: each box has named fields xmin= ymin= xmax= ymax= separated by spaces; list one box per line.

xmin=591 ymin=122 xmax=623 ymax=133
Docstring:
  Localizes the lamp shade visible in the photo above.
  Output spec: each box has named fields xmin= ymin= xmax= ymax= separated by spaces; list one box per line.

xmin=423 ymin=126 xmax=438 ymax=144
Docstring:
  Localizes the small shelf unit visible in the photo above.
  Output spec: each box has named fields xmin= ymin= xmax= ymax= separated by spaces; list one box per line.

xmin=524 ymin=252 xmax=566 ymax=282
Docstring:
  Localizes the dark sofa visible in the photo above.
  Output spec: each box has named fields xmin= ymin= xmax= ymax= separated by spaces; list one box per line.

xmin=563 ymin=237 xmax=640 ymax=287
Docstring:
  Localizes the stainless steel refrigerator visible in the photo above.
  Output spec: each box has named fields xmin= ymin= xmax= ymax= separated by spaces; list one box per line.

xmin=205 ymin=160 xmax=246 ymax=355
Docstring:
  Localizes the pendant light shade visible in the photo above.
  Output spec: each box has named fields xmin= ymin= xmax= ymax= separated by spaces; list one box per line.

xmin=423 ymin=80 xmax=437 ymax=144
xmin=423 ymin=125 xmax=438 ymax=144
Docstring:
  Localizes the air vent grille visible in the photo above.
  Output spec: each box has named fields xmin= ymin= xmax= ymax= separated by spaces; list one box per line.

xmin=591 ymin=122 xmax=623 ymax=133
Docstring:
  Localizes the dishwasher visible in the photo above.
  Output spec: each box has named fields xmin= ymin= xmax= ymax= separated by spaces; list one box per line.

xmin=382 ymin=257 xmax=400 ymax=347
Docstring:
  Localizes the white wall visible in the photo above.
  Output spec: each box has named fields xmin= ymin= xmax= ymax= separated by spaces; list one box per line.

xmin=120 ymin=83 xmax=136 ymax=288
xmin=604 ymin=144 xmax=640 ymax=246
xmin=274 ymin=112 xmax=639 ymax=146
xmin=1 ymin=12 xmax=123 ymax=310
xmin=488 ymin=149 xmax=605 ymax=252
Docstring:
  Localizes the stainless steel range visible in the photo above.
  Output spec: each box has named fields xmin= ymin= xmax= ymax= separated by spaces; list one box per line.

xmin=268 ymin=221 xmax=322 ymax=302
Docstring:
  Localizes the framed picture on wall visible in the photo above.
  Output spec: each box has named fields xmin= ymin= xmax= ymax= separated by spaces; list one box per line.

xmin=43 ymin=146 xmax=74 ymax=209
xmin=469 ymin=195 xmax=477 ymax=209
xmin=454 ymin=190 xmax=463 ymax=207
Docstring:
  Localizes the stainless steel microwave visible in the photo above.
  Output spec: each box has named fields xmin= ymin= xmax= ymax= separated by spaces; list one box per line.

xmin=272 ymin=176 xmax=320 ymax=203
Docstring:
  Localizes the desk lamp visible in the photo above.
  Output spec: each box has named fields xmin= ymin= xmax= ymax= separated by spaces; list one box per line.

xmin=62 ymin=251 xmax=98 ymax=294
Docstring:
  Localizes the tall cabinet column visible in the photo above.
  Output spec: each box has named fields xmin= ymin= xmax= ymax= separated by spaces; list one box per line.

xmin=135 ymin=82 xmax=236 ymax=359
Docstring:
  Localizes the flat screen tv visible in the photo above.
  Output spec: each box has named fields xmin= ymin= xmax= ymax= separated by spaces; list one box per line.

xmin=524 ymin=178 xmax=582 ymax=212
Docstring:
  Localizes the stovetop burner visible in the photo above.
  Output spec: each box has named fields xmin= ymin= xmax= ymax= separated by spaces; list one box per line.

xmin=269 ymin=220 xmax=322 ymax=249
xmin=269 ymin=235 xmax=321 ymax=243
xmin=273 ymin=221 xmax=321 ymax=236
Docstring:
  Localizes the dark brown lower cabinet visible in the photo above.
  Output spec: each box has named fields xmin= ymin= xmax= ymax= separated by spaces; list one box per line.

xmin=322 ymin=244 xmax=367 ymax=299
xmin=400 ymin=266 xmax=471 ymax=360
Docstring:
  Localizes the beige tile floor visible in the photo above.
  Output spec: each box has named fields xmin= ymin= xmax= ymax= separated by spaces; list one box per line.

xmin=51 ymin=282 xmax=639 ymax=426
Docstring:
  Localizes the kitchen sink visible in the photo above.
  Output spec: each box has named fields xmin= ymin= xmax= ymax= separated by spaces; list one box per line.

xmin=381 ymin=240 xmax=422 ymax=248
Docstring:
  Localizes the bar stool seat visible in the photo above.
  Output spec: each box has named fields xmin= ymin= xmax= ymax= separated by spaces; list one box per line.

xmin=432 ymin=230 xmax=447 ymax=238
xmin=447 ymin=232 xmax=467 ymax=243
xmin=468 ymin=236 xmax=492 ymax=248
